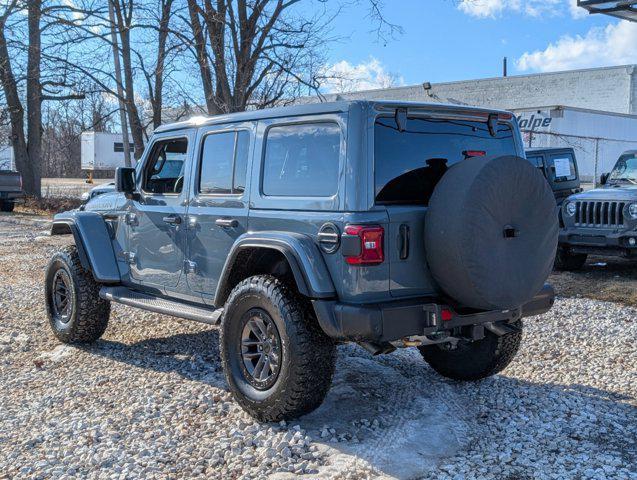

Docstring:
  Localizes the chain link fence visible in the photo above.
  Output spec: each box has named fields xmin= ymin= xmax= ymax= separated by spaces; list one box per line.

xmin=521 ymin=129 xmax=637 ymax=185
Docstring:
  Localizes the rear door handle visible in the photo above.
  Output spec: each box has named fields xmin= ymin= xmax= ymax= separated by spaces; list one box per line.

xmin=215 ymin=218 xmax=238 ymax=228
xmin=163 ymin=215 xmax=182 ymax=225
xmin=399 ymin=224 xmax=410 ymax=260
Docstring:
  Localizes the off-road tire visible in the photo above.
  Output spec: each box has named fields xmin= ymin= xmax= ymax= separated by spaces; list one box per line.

xmin=0 ymin=201 xmax=14 ymax=212
xmin=554 ymin=247 xmax=587 ymax=271
xmin=45 ymin=245 xmax=110 ymax=343
xmin=220 ymin=275 xmax=336 ymax=422
xmin=418 ymin=321 xmax=523 ymax=381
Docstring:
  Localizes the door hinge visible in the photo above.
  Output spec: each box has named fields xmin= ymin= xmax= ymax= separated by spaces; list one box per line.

xmin=125 ymin=212 xmax=138 ymax=226
xmin=185 ymin=260 xmax=197 ymax=274
xmin=122 ymin=251 xmax=136 ymax=264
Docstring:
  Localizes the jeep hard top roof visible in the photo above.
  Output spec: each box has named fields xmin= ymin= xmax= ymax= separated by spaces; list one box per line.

xmin=526 ymin=147 xmax=576 ymax=154
xmin=154 ymin=100 xmax=514 ymax=134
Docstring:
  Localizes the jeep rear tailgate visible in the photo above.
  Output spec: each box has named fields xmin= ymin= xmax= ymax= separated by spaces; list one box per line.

xmin=0 ymin=171 xmax=22 ymax=193
xmin=373 ymin=111 xmax=522 ymax=298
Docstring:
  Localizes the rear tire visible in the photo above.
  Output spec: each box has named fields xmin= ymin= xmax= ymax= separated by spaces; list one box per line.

xmin=45 ymin=245 xmax=110 ymax=343
xmin=0 ymin=201 xmax=14 ymax=212
xmin=418 ymin=321 xmax=522 ymax=381
xmin=220 ymin=275 xmax=336 ymax=422
xmin=554 ymin=247 xmax=587 ymax=271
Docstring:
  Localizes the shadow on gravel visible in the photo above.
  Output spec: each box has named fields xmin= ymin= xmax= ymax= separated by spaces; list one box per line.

xmin=83 ymin=332 xmax=637 ymax=479
xmin=85 ymin=329 xmax=226 ymax=388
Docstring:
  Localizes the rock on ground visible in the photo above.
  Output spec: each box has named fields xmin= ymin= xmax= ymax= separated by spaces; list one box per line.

xmin=0 ymin=213 xmax=635 ymax=479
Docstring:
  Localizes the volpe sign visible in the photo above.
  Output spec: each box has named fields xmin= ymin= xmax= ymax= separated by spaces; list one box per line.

xmin=517 ymin=114 xmax=553 ymax=131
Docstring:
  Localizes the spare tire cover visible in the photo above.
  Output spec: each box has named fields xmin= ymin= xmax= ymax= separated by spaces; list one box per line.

xmin=424 ymin=155 xmax=558 ymax=311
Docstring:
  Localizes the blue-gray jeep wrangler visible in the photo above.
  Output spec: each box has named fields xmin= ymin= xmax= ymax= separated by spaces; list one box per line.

xmin=45 ymin=101 xmax=558 ymax=421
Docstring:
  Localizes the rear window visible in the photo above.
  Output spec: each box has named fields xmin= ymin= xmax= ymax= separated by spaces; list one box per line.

xmin=374 ymin=116 xmax=516 ymax=205
xmin=262 ymin=122 xmax=340 ymax=197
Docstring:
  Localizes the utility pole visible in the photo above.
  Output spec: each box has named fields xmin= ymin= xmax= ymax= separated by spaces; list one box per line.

xmin=108 ymin=0 xmax=132 ymax=168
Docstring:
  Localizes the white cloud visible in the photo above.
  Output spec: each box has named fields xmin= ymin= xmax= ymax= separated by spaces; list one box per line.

xmin=321 ymin=58 xmax=404 ymax=94
xmin=517 ymin=21 xmax=637 ymax=72
xmin=458 ymin=0 xmax=562 ymax=18
xmin=458 ymin=0 xmax=580 ymax=18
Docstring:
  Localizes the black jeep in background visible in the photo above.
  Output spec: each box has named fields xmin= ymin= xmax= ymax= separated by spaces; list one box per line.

xmin=0 ymin=169 xmax=23 ymax=212
xmin=526 ymin=147 xmax=582 ymax=206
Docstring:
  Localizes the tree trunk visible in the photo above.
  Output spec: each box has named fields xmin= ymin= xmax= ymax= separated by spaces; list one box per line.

xmin=113 ymin=1 xmax=145 ymax=160
xmin=25 ymin=0 xmax=42 ymax=197
xmin=152 ymin=0 xmax=172 ymax=129
xmin=0 ymin=8 xmax=29 ymax=192
xmin=108 ymin=0 xmax=131 ymax=167
xmin=187 ymin=0 xmax=219 ymax=115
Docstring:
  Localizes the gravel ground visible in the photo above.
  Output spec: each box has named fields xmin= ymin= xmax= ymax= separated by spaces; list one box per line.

xmin=0 ymin=212 xmax=636 ymax=479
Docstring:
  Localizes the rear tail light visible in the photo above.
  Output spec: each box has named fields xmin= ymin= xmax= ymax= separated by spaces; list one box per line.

xmin=342 ymin=225 xmax=384 ymax=265
xmin=463 ymin=150 xmax=486 ymax=158
xmin=441 ymin=308 xmax=453 ymax=321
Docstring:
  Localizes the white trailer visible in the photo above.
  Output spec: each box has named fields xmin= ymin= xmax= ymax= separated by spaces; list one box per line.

xmin=81 ymin=131 xmax=135 ymax=171
xmin=513 ymin=106 xmax=637 ymax=182
xmin=0 ymin=145 xmax=15 ymax=171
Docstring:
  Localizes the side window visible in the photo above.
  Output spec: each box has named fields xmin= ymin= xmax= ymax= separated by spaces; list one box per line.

xmin=143 ymin=138 xmax=188 ymax=195
xmin=548 ymin=153 xmax=577 ymax=182
xmin=199 ymin=130 xmax=250 ymax=195
xmin=262 ymin=122 xmax=340 ymax=197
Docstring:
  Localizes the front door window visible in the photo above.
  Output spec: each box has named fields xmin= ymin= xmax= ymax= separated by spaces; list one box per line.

xmin=143 ymin=138 xmax=188 ymax=195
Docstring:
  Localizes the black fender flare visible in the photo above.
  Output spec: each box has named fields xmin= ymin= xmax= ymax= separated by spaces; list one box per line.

xmin=50 ymin=211 xmax=120 ymax=283
xmin=214 ymin=232 xmax=336 ymax=306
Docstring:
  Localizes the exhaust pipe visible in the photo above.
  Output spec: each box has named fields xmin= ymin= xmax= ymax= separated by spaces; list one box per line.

xmin=358 ymin=341 xmax=396 ymax=355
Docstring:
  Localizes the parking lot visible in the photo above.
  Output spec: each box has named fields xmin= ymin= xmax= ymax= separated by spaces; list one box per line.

xmin=0 ymin=212 xmax=635 ymax=479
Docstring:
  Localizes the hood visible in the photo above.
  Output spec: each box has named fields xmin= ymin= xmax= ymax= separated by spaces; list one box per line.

xmin=566 ymin=185 xmax=637 ymax=202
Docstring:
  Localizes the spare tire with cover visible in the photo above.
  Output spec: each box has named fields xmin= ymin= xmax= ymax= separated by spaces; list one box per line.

xmin=424 ymin=155 xmax=558 ymax=311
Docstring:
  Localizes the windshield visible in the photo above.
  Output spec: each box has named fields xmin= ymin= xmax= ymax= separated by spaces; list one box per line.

xmin=374 ymin=116 xmax=517 ymax=205
xmin=608 ymin=154 xmax=637 ymax=185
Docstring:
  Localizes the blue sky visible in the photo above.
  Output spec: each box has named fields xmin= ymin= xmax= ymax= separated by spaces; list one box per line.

xmin=316 ymin=0 xmax=637 ymax=91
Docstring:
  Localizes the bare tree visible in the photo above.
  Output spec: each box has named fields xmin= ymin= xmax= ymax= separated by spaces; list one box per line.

xmin=182 ymin=0 xmax=337 ymax=114
xmin=0 ymin=2 xmax=30 ymax=189
xmin=0 ymin=0 xmax=86 ymax=196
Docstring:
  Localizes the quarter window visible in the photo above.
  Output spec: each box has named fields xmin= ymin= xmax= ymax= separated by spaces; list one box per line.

xmin=262 ymin=122 xmax=340 ymax=197
xmin=199 ymin=130 xmax=250 ymax=195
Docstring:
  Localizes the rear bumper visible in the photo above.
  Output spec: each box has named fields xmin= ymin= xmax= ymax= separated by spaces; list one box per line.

xmin=559 ymin=228 xmax=637 ymax=257
xmin=0 ymin=190 xmax=24 ymax=202
xmin=313 ymin=284 xmax=555 ymax=343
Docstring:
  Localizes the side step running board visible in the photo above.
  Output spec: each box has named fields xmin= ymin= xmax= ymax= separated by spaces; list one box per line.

xmin=99 ymin=286 xmax=223 ymax=325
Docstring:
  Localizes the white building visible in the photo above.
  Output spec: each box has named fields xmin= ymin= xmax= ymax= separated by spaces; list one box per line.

xmin=514 ymin=106 xmax=637 ymax=181
xmin=307 ymin=64 xmax=637 ymax=181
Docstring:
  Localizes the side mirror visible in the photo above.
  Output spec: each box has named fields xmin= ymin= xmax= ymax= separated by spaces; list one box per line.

xmin=600 ymin=172 xmax=609 ymax=186
xmin=116 ymin=167 xmax=137 ymax=197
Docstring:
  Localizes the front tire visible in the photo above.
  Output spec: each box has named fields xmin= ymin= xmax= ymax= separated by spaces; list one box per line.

xmin=418 ymin=321 xmax=522 ymax=381
xmin=45 ymin=245 xmax=110 ymax=343
xmin=0 ymin=201 xmax=14 ymax=212
xmin=554 ymin=246 xmax=587 ymax=271
xmin=220 ymin=275 xmax=336 ymax=422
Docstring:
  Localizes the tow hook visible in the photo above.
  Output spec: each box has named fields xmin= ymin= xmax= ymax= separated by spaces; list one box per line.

xmin=485 ymin=321 xmax=520 ymax=336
